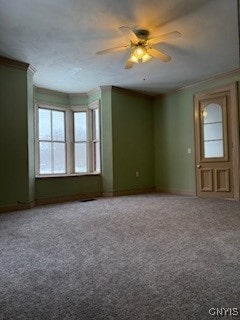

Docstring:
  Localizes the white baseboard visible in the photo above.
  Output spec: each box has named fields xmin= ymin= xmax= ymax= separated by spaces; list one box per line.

xmin=113 ymin=188 xmax=155 ymax=197
xmin=36 ymin=192 xmax=102 ymax=206
xmin=156 ymin=188 xmax=196 ymax=196
xmin=0 ymin=201 xmax=36 ymax=214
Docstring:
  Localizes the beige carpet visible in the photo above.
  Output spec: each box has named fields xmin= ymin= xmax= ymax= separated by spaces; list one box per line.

xmin=0 ymin=194 xmax=240 ymax=319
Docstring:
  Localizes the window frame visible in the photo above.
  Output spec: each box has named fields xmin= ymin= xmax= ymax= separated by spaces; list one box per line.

xmin=35 ymin=101 xmax=101 ymax=177
xmin=90 ymin=102 xmax=101 ymax=173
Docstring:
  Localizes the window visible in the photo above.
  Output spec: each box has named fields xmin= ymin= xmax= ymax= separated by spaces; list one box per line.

xmin=35 ymin=102 xmax=100 ymax=176
xmin=38 ymin=108 xmax=66 ymax=174
xmin=74 ymin=112 xmax=87 ymax=173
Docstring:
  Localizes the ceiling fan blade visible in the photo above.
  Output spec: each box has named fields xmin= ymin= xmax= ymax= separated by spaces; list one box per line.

xmin=96 ymin=45 xmax=129 ymax=55
xmin=149 ymin=31 xmax=181 ymax=45
xmin=119 ymin=26 xmax=139 ymax=44
xmin=147 ymin=48 xmax=171 ymax=62
xmin=125 ymin=60 xmax=134 ymax=69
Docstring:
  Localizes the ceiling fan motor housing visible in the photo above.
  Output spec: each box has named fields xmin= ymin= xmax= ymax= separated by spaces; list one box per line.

xmin=134 ymin=29 xmax=150 ymax=40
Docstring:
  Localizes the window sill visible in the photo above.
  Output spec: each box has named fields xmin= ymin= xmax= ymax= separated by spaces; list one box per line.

xmin=35 ymin=172 xmax=101 ymax=179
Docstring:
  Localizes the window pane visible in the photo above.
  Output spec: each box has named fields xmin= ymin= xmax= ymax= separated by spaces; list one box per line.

xmin=94 ymin=141 xmax=100 ymax=172
xmin=74 ymin=112 xmax=87 ymax=141
xmin=52 ymin=110 xmax=65 ymax=141
xmin=204 ymin=140 xmax=224 ymax=158
xmin=39 ymin=142 xmax=52 ymax=174
xmin=74 ymin=142 xmax=87 ymax=172
xmin=204 ymin=123 xmax=223 ymax=141
xmin=203 ymin=103 xmax=222 ymax=123
xmin=94 ymin=109 xmax=100 ymax=140
xmin=53 ymin=143 xmax=66 ymax=173
xmin=39 ymin=109 xmax=51 ymax=140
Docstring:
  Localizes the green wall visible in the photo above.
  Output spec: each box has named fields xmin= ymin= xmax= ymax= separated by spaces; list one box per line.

xmin=34 ymin=88 xmax=69 ymax=106
xmin=1 ymin=60 xmax=239 ymax=209
xmin=36 ymin=175 xmax=102 ymax=199
xmin=154 ymin=73 xmax=240 ymax=194
xmin=68 ymin=93 xmax=88 ymax=106
xmin=0 ymin=65 xmax=34 ymax=207
xmin=112 ymin=89 xmax=154 ymax=192
xmin=154 ymin=92 xmax=195 ymax=193
xmin=27 ymin=71 xmax=35 ymax=202
xmin=101 ymin=86 xmax=114 ymax=194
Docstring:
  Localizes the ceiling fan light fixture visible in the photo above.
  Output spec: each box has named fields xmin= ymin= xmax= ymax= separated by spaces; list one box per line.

xmin=130 ymin=45 xmax=152 ymax=63
xmin=134 ymin=46 xmax=146 ymax=59
xmin=129 ymin=55 xmax=139 ymax=63
xmin=141 ymin=52 xmax=152 ymax=63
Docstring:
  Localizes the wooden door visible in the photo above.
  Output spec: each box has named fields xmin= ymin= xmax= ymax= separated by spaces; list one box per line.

xmin=194 ymin=84 xmax=239 ymax=200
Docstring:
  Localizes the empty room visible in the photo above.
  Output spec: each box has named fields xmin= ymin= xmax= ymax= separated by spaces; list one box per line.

xmin=0 ymin=0 xmax=240 ymax=319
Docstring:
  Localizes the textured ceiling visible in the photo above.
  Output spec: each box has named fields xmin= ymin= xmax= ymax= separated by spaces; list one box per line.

xmin=0 ymin=0 xmax=239 ymax=95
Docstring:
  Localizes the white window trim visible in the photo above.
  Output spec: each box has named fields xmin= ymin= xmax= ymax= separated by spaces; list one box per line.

xmin=35 ymin=100 xmax=101 ymax=178
xmin=89 ymin=100 xmax=101 ymax=173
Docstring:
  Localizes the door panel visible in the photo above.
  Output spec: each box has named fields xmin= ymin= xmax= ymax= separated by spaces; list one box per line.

xmin=215 ymin=168 xmax=230 ymax=192
xmin=194 ymin=84 xmax=239 ymax=200
xmin=200 ymin=168 xmax=213 ymax=192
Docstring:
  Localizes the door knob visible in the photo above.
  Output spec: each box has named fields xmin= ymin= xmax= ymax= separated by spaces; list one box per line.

xmin=197 ymin=164 xmax=201 ymax=168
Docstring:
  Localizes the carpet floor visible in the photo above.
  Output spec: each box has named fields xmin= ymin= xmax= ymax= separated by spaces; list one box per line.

xmin=0 ymin=194 xmax=240 ymax=320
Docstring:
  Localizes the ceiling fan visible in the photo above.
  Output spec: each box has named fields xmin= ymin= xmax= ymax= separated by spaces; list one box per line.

xmin=96 ymin=26 xmax=181 ymax=69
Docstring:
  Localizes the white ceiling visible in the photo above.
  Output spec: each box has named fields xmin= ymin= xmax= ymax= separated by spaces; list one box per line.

xmin=0 ymin=0 xmax=239 ymax=95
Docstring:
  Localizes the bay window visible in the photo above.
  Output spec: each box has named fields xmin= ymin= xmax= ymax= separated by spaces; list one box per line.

xmin=35 ymin=101 xmax=100 ymax=176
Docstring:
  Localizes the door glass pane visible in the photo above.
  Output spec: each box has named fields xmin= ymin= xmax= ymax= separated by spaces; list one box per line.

xmin=204 ymin=141 xmax=224 ymax=158
xmin=39 ymin=109 xmax=51 ymax=140
xmin=203 ymin=103 xmax=224 ymax=158
xmin=39 ymin=142 xmax=52 ymax=174
xmin=52 ymin=110 xmax=65 ymax=141
xmin=204 ymin=123 xmax=223 ymax=141
xmin=203 ymin=103 xmax=222 ymax=123
xmin=53 ymin=142 xmax=66 ymax=173
xmin=74 ymin=142 xmax=87 ymax=172
xmin=74 ymin=112 xmax=87 ymax=141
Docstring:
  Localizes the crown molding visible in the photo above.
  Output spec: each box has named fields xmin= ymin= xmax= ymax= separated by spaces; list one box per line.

xmin=155 ymin=68 xmax=240 ymax=98
xmin=87 ymin=86 xmax=101 ymax=98
xmin=112 ymin=86 xmax=153 ymax=99
xmin=27 ymin=64 xmax=36 ymax=75
xmin=100 ymin=85 xmax=112 ymax=93
xmin=68 ymin=92 xmax=88 ymax=99
xmin=35 ymin=87 xmax=100 ymax=100
xmin=175 ymin=68 xmax=240 ymax=93
xmin=0 ymin=56 xmax=28 ymax=70
xmin=0 ymin=56 xmax=36 ymax=73
xmin=35 ymin=86 xmax=69 ymax=98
